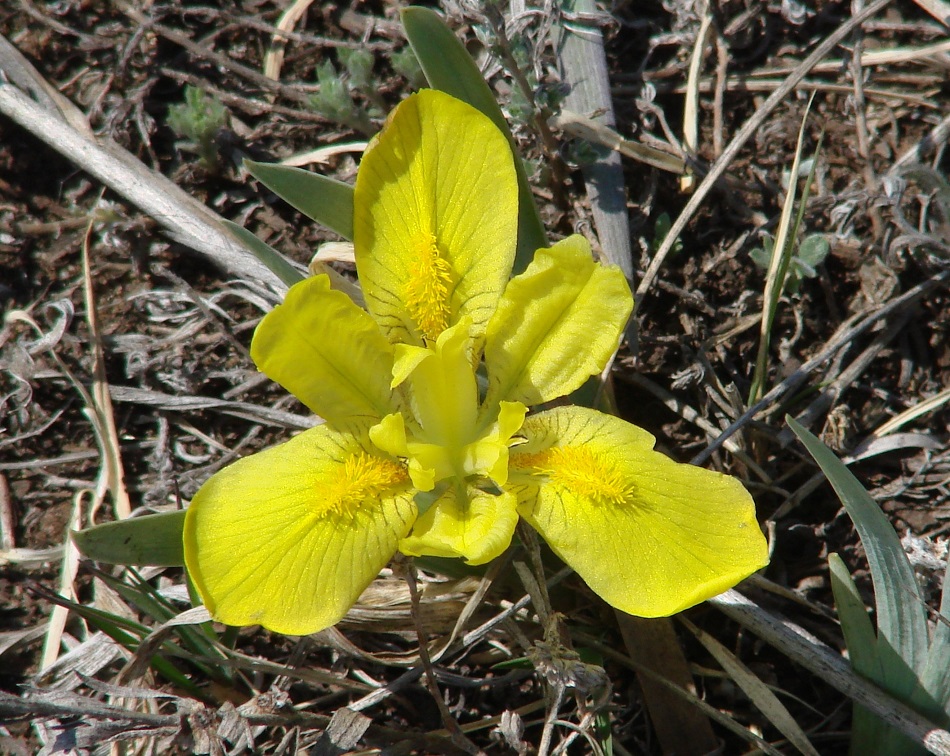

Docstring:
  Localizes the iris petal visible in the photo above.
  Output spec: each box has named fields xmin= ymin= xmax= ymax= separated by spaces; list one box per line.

xmin=509 ymin=406 xmax=769 ymax=617
xmin=485 ymin=235 xmax=632 ymax=408
xmin=399 ymin=484 xmax=518 ymax=565
xmin=354 ymin=90 xmax=518 ymax=349
xmin=184 ymin=424 xmax=416 ymax=635
xmin=251 ymin=275 xmax=395 ymax=428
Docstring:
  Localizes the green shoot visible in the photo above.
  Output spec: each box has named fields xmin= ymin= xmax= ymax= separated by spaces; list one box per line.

xmin=653 ymin=212 xmax=684 ymax=257
xmin=391 ymin=46 xmax=427 ymax=90
xmin=748 ymin=97 xmax=822 ymax=405
xmin=167 ymin=85 xmax=229 ymax=171
xmin=309 ymin=59 xmax=374 ymax=136
xmin=750 ymin=233 xmax=830 ymax=295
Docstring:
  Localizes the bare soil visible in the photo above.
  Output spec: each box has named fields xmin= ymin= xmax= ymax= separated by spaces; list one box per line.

xmin=1 ymin=1 xmax=948 ymax=754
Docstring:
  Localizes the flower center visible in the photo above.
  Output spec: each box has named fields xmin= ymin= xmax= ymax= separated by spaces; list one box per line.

xmin=404 ymin=231 xmax=453 ymax=343
xmin=315 ymin=451 xmax=409 ymax=519
xmin=514 ymin=446 xmax=632 ymax=507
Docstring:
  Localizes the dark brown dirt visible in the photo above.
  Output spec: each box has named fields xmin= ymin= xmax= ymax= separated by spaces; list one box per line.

xmin=1 ymin=0 xmax=948 ymax=754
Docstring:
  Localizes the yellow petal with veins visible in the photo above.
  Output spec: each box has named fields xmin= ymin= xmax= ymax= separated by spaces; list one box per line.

xmin=354 ymin=90 xmax=518 ymax=349
xmin=184 ymin=424 xmax=416 ymax=635
xmin=509 ymin=406 xmax=769 ymax=617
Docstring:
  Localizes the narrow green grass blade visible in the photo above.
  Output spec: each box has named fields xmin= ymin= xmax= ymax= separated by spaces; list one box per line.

xmin=829 ymin=554 xmax=926 ymax=755
xmin=245 ymin=159 xmax=354 ymax=240
xmin=920 ymin=561 xmax=950 ymax=722
xmin=748 ymin=102 xmax=811 ymax=404
xmin=72 ymin=511 xmax=186 ymax=567
xmin=35 ymin=585 xmax=202 ymax=696
xmin=100 ymin=568 xmax=175 ymax=622
xmin=221 ymin=220 xmax=304 ymax=287
xmin=401 ymin=6 xmax=547 ymax=273
xmin=92 ymin=567 xmax=229 ymax=683
xmin=788 ymin=417 xmax=928 ymax=681
xmin=829 ymin=553 xmax=881 ymax=677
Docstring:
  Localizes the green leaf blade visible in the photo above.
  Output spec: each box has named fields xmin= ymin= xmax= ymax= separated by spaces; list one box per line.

xmin=787 ymin=417 xmax=929 ymax=681
xmin=920 ymin=561 xmax=950 ymax=724
xmin=73 ymin=511 xmax=186 ymax=567
xmin=221 ymin=220 xmax=305 ymax=288
xmin=245 ymin=159 xmax=354 ymax=240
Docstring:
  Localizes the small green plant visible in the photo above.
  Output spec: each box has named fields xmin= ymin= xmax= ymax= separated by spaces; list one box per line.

xmin=338 ymin=48 xmax=374 ymax=92
xmin=308 ymin=59 xmax=374 ymax=135
xmin=391 ymin=46 xmax=426 ymax=90
xmin=309 ymin=49 xmax=399 ymax=135
xmin=653 ymin=212 xmax=684 ymax=257
xmin=167 ymin=85 xmax=228 ymax=171
xmin=750 ymin=233 xmax=830 ymax=295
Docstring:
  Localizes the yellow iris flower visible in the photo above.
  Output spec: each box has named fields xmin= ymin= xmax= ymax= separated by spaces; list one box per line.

xmin=183 ymin=90 xmax=768 ymax=636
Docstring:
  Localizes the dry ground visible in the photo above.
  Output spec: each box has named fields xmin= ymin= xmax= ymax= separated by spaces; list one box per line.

xmin=0 ymin=0 xmax=948 ymax=754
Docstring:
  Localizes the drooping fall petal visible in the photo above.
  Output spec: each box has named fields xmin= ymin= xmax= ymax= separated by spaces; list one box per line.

xmin=251 ymin=275 xmax=395 ymax=428
xmin=184 ymin=424 xmax=416 ymax=635
xmin=399 ymin=484 xmax=519 ymax=565
xmin=354 ymin=90 xmax=518 ymax=348
xmin=508 ymin=406 xmax=769 ymax=617
xmin=484 ymin=235 xmax=633 ymax=409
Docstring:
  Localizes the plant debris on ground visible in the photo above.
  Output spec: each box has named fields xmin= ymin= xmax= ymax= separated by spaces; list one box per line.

xmin=0 ymin=0 xmax=948 ymax=754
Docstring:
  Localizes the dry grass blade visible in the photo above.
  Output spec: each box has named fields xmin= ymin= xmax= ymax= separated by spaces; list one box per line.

xmin=633 ymin=0 xmax=891 ymax=314
xmin=0 ymin=80 xmax=287 ymax=293
xmin=0 ymin=34 xmax=91 ymax=136
xmin=680 ymin=5 xmax=713 ymax=193
xmin=108 ymin=385 xmax=315 ymax=429
xmin=39 ymin=489 xmax=84 ymax=671
xmin=0 ymin=473 xmax=13 ymax=553
xmin=263 ymin=0 xmax=315 ymax=83
xmin=549 ymin=110 xmax=685 ymax=174
xmin=281 ymin=141 xmax=368 ymax=167
xmin=766 ymin=38 xmax=950 ymax=74
xmin=81 ymin=221 xmax=131 ymax=521
xmin=680 ymin=617 xmax=820 ymax=756
xmin=709 ymin=590 xmax=950 ymax=755
xmin=871 ymin=387 xmax=950 ymax=438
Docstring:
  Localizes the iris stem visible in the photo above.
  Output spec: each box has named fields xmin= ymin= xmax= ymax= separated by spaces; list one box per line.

xmin=400 ymin=556 xmax=481 ymax=755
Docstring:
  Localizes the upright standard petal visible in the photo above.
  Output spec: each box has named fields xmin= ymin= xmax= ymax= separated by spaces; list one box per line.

xmin=184 ymin=425 xmax=416 ymax=636
xmin=399 ymin=484 xmax=518 ymax=566
xmin=397 ymin=320 xmax=479 ymax=451
xmin=508 ymin=407 xmax=769 ymax=617
xmin=484 ymin=236 xmax=633 ymax=409
xmin=354 ymin=90 xmax=518 ymax=348
xmin=251 ymin=275 xmax=395 ymax=428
